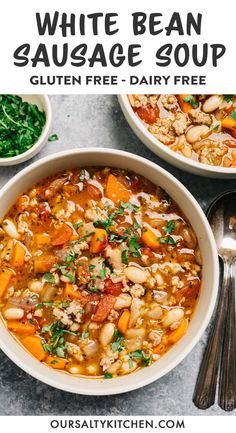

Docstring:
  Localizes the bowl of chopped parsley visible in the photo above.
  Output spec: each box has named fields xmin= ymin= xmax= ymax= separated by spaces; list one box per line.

xmin=0 ymin=94 xmax=52 ymax=165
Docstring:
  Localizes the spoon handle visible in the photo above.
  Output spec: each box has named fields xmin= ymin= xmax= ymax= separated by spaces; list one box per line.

xmin=193 ymin=261 xmax=229 ymax=409
xmin=218 ymin=262 xmax=236 ymax=411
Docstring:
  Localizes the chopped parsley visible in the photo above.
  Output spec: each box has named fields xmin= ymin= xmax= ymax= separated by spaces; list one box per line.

xmin=73 ymin=222 xmax=84 ymax=230
xmin=48 ymin=134 xmax=59 ymax=142
xmin=163 ymin=220 xmax=175 ymax=235
xmin=88 ymin=264 xmax=96 ymax=271
xmin=121 ymin=249 xmax=128 ymax=265
xmin=229 ymin=110 xmax=236 ymax=119
xmin=130 ymin=350 xmax=152 ymax=366
xmin=224 ymin=95 xmax=235 ymax=102
xmin=128 ymin=234 xmax=142 ymax=258
xmin=41 ymin=321 xmax=79 ymax=358
xmin=159 ymin=235 xmax=177 ymax=245
xmin=112 ymin=330 xmax=125 ymax=353
xmin=104 ymin=372 xmax=112 ymax=379
xmin=0 ymin=95 xmax=46 ymax=158
xmin=81 ymin=329 xmax=89 ymax=341
xmin=43 ymin=272 xmax=56 ymax=284
xmin=213 ymin=124 xmax=220 ymax=132
xmin=183 ymin=95 xmax=198 ymax=108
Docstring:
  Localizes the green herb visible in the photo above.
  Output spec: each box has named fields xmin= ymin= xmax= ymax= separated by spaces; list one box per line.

xmin=48 ymin=134 xmax=59 ymax=142
xmin=213 ymin=124 xmax=220 ymax=132
xmin=89 ymin=286 xmax=100 ymax=292
xmin=88 ymin=264 xmax=96 ymax=271
xmin=119 ymin=202 xmax=140 ymax=213
xmin=183 ymin=95 xmax=198 ymax=108
xmin=224 ymin=95 xmax=235 ymax=102
xmin=229 ymin=110 xmax=236 ymax=119
xmin=70 ymin=231 xmax=95 ymax=245
xmin=104 ymin=372 xmax=112 ymax=379
xmin=54 ymin=263 xmax=76 ymax=283
xmin=79 ymin=169 xmax=89 ymax=182
xmin=29 ymin=319 xmax=35 ymax=325
xmin=43 ymin=272 xmax=56 ymax=284
xmin=41 ymin=321 xmax=79 ymax=357
xmin=108 ymin=233 xmax=128 ymax=243
xmin=112 ymin=331 xmax=125 ymax=353
xmin=98 ymin=266 xmax=107 ymax=279
xmin=121 ymin=249 xmax=128 ymax=265
xmin=131 ymin=350 xmax=152 ymax=366
xmin=159 ymin=236 xmax=177 ymax=245
xmin=129 ymin=357 xmax=134 ymax=369
xmin=0 ymin=95 xmax=46 ymax=158
xmin=128 ymin=234 xmax=141 ymax=258
xmin=94 ymin=202 xmax=139 ymax=231
xmin=81 ymin=329 xmax=89 ymax=341
xmin=163 ymin=220 xmax=175 ymax=235
xmin=133 ymin=220 xmax=141 ymax=230
xmin=50 ymin=359 xmax=58 ymax=365
xmin=37 ymin=300 xmax=70 ymax=309
xmin=73 ymin=222 xmax=83 ymax=230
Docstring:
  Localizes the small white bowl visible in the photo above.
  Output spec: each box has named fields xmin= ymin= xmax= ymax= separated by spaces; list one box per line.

xmin=0 ymin=95 xmax=52 ymax=166
xmin=0 ymin=148 xmax=219 ymax=395
xmin=118 ymin=94 xmax=236 ymax=179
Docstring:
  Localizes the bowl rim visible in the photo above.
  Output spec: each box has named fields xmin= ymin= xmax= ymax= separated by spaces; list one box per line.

xmin=118 ymin=94 xmax=236 ymax=176
xmin=0 ymin=94 xmax=52 ymax=165
xmin=0 ymin=148 xmax=219 ymax=395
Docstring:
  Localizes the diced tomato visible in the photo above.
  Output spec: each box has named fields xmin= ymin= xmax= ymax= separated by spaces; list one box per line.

xmin=175 ymin=279 xmax=200 ymax=303
xmin=135 ymin=106 xmax=159 ymax=124
xmin=87 ymin=183 xmax=102 ymax=200
xmin=34 ymin=203 xmax=51 ymax=221
xmin=51 ymin=224 xmax=73 ymax=246
xmin=92 ymin=294 xmax=116 ymax=322
xmin=104 ymin=279 xmax=123 ymax=296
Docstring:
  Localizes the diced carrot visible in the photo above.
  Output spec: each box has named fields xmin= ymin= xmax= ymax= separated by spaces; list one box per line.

xmin=90 ymin=228 xmax=108 ymax=253
xmin=45 ymin=355 xmax=68 ymax=369
xmin=92 ymin=295 xmax=116 ymax=322
xmin=0 ymin=268 xmax=13 ymax=298
xmin=8 ymin=321 xmax=36 ymax=335
xmin=11 ymin=242 xmax=25 ymax=267
xmin=105 ymin=174 xmax=131 ymax=204
xmin=141 ymin=228 xmax=160 ymax=250
xmin=221 ymin=114 xmax=236 ymax=133
xmin=177 ymin=95 xmax=198 ymax=113
xmin=117 ymin=311 xmax=130 ymax=334
xmin=70 ymin=234 xmax=79 ymax=241
xmin=21 ymin=336 xmax=46 ymax=361
xmin=51 ymin=224 xmax=73 ymax=246
xmin=152 ymin=343 xmax=167 ymax=355
xmin=35 ymin=233 xmax=51 ymax=246
xmin=168 ymin=319 xmax=187 ymax=344
xmin=63 ymin=184 xmax=77 ymax=194
xmin=64 ymin=283 xmax=82 ymax=300
xmin=34 ymin=254 xmax=57 ymax=273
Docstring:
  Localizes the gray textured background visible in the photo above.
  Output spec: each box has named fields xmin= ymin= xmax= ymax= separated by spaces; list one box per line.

xmin=0 ymin=95 xmax=235 ymax=416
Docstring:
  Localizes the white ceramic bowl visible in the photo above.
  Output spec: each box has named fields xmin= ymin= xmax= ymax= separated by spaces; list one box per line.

xmin=0 ymin=95 xmax=52 ymax=166
xmin=118 ymin=94 xmax=236 ymax=179
xmin=0 ymin=148 xmax=219 ymax=395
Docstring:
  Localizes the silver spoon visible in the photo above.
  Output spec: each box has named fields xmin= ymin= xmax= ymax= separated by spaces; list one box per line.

xmin=193 ymin=190 xmax=236 ymax=411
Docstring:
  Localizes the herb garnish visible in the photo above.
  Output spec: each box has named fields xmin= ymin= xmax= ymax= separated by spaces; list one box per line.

xmin=128 ymin=234 xmax=142 ymax=258
xmin=112 ymin=330 xmax=125 ymax=353
xmin=41 ymin=321 xmax=79 ymax=358
xmin=121 ymin=249 xmax=128 ymax=265
xmin=183 ymin=95 xmax=198 ymax=108
xmin=48 ymin=134 xmax=59 ymax=142
xmin=43 ymin=272 xmax=56 ymax=284
xmin=104 ymin=372 xmax=112 ymax=379
xmin=163 ymin=220 xmax=175 ymax=235
xmin=229 ymin=110 xmax=236 ymax=119
xmin=130 ymin=350 xmax=152 ymax=367
xmin=224 ymin=95 xmax=235 ymax=102
xmin=0 ymin=95 xmax=46 ymax=158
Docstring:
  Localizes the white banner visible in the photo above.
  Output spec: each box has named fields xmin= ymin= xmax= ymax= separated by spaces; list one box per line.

xmin=0 ymin=416 xmax=234 ymax=432
xmin=0 ymin=0 xmax=235 ymax=93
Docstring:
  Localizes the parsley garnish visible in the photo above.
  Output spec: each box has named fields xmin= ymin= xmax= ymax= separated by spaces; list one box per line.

xmin=41 ymin=321 xmax=79 ymax=358
xmin=128 ymin=234 xmax=141 ymax=258
xmin=183 ymin=95 xmax=198 ymax=108
xmin=73 ymin=222 xmax=84 ymax=230
xmin=48 ymin=134 xmax=59 ymax=142
xmin=224 ymin=95 xmax=235 ymax=102
xmin=159 ymin=236 xmax=176 ymax=245
xmin=131 ymin=350 xmax=152 ymax=366
xmin=104 ymin=372 xmax=112 ymax=379
xmin=81 ymin=329 xmax=89 ymax=341
xmin=163 ymin=220 xmax=175 ymax=235
xmin=121 ymin=249 xmax=128 ymax=265
xmin=43 ymin=272 xmax=56 ymax=284
xmin=229 ymin=110 xmax=236 ymax=119
xmin=112 ymin=330 xmax=125 ymax=353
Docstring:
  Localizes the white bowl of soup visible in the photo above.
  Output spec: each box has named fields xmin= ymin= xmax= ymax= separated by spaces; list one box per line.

xmin=118 ymin=94 xmax=236 ymax=178
xmin=0 ymin=148 xmax=218 ymax=395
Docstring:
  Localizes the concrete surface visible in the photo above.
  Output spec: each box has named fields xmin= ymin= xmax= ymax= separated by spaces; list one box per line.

xmin=0 ymin=95 xmax=235 ymax=416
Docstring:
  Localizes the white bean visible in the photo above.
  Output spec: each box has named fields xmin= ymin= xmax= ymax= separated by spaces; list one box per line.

xmin=3 ymin=307 xmax=24 ymax=320
xmin=124 ymin=266 xmax=147 ymax=284
xmin=28 ymin=280 xmax=44 ymax=293
xmin=114 ymin=294 xmax=132 ymax=310
xmin=186 ymin=125 xmax=210 ymax=144
xmin=162 ymin=308 xmax=184 ymax=328
xmin=82 ymin=340 xmax=98 ymax=358
xmin=3 ymin=219 xmax=20 ymax=239
xmin=68 ymin=365 xmax=83 ymax=375
xmin=99 ymin=322 xmax=115 ymax=347
xmin=125 ymin=328 xmax=146 ymax=339
xmin=146 ymin=305 xmax=163 ymax=319
xmin=202 ymin=95 xmax=223 ymax=113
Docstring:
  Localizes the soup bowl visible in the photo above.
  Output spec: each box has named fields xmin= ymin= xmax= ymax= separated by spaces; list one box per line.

xmin=0 ymin=148 xmax=218 ymax=394
xmin=118 ymin=94 xmax=236 ymax=179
